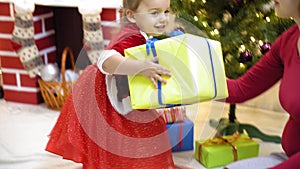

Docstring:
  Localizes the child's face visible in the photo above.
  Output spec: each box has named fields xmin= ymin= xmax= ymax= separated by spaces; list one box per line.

xmin=129 ymin=0 xmax=171 ymax=36
xmin=274 ymin=0 xmax=300 ymax=19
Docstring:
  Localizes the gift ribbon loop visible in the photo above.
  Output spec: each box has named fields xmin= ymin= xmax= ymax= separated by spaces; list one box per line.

xmin=217 ymin=135 xmax=238 ymax=161
xmin=198 ymin=132 xmax=241 ymax=163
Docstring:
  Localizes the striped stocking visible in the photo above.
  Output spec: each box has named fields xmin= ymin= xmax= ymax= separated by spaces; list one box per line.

xmin=11 ymin=2 xmax=44 ymax=78
xmin=79 ymin=5 xmax=104 ymax=64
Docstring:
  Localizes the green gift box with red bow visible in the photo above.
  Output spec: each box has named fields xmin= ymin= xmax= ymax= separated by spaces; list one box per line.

xmin=195 ymin=133 xmax=259 ymax=168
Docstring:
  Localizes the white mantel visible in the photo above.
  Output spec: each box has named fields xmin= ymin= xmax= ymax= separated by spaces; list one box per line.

xmin=0 ymin=0 xmax=122 ymax=8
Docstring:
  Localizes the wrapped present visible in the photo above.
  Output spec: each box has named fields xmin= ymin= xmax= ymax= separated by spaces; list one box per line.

xmin=195 ymin=133 xmax=259 ymax=168
xmin=125 ymin=33 xmax=228 ymax=109
xmin=166 ymin=119 xmax=194 ymax=152
xmin=157 ymin=106 xmax=187 ymax=123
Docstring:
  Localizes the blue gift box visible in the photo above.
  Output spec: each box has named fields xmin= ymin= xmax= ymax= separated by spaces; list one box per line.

xmin=166 ymin=119 xmax=194 ymax=152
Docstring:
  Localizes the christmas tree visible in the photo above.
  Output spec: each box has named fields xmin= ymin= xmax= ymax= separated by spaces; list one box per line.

xmin=171 ymin=0 xmax=293 ymax=79
xmin=171 ymin=0 xmax=294 ymax=141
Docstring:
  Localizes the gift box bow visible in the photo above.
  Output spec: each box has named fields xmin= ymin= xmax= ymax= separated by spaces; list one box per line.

xmin=195 ymin=132 xmax=259 ymax=168
xmin=199 ymin=132 xmax=245 ymax=161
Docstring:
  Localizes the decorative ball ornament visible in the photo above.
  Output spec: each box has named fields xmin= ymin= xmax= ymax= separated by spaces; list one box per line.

xmin=261 ymin=42 xmax=272 ymax=54
xmin=239 ymin=51 xmax=253 ymax=63
xmin=234 ymin=0 xmax=243 ymax=4
xmin=62 ymin=70 xmax=80 ymax=82
xmin=40 ymin=63 xmax=60 ymax=82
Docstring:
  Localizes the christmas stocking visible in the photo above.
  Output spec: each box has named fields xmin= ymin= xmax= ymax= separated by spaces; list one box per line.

xmin=78 ymin=3 xmax=104 ymax=64
xmin=11 ymin=0 xmax=44 ymax=78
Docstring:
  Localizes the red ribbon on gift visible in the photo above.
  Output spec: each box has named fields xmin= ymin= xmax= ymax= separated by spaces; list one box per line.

xmin=174 ymin=122 xmax=183 ymax=151
xmin=171 ymin=107 xmax=176 ymax=122
xmin=198 ymin=132 xmax=243 ymax=162
xmin=179 ymin=122 xmax=183 ymax=148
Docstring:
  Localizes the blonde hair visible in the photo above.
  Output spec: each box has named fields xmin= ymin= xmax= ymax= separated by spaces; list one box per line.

xmin=121 ymin=0 xmax=143 ymax=23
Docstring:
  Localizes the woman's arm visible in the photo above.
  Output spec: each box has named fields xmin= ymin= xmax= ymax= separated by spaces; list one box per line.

xmin=226 ymin=36 xmax=284 ymax=103
xmin=269 ymin=152 xmax=300 ymax=169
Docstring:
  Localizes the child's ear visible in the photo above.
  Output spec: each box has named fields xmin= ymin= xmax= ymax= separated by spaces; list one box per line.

xmin=126 ymin=9 xmax=136 ymax=23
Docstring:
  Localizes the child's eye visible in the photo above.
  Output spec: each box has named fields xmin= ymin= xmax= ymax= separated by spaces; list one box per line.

xmin=164 ymin=10 xmax=170 ymax=14
xmin=150 ymin=11 xmax=160 ymax=16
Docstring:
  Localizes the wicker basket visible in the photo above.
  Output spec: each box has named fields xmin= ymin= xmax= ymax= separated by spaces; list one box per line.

xmin=38 ymin=47 xmax=76 ymax=110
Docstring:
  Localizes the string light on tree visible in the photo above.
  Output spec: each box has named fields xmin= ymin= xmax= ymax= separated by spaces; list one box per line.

xmin=194 ymin=16 xmax=199 ymax=22
xmin=172 ymin=0 xmax=294 ymax=79
xmin=250 ymin=36 xmax=256 ymax=43
xmin=239 ymin=62 xmax=246 ymax=72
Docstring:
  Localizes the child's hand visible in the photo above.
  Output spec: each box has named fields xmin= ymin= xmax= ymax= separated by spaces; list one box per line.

xmin=104 ymin=55 xmax=171 ymax=88
xmin=139 ymin=57 xmax=171 ymax=88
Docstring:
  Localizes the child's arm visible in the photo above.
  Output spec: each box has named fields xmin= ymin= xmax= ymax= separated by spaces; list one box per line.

xmin=100 ymin=53 xmax=171 ymax=88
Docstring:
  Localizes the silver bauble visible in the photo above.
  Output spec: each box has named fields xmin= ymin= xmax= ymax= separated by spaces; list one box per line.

xmin=40 ymin=63 xmax=60 ymax=82
xmin=64 ymin=69 xmax=79 ymax=82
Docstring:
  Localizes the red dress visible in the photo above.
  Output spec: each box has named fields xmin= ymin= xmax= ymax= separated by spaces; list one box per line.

xmin=46 ymin=24 xmax=175 ymax=169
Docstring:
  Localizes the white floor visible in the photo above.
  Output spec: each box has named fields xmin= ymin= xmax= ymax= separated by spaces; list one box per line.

xmin=0 ymin=99 xmax=288 ymax=169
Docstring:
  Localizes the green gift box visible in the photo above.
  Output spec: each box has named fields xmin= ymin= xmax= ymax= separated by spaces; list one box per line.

xmin=195 ymin=133 xmax=259 ymax=168
xmin=124 ymin=33 xmax=228 ymax=109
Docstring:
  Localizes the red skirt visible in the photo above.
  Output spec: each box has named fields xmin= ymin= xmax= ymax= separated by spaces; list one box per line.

xmin=45 ymin=64 xmax=175 ymax=169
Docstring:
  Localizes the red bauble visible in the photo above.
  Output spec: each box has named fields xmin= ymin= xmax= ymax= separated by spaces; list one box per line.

xmin=234 ymin=0 xmax=243 ymax=4
xmin=239 ymin=51 xmax=253 ymax=63
xmin=261 ymin=42 xmax=272 ymax=54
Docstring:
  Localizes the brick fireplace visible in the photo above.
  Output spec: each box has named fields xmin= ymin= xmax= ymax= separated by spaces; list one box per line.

xmin=0 ymin=0 xmax=121 ymax=104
